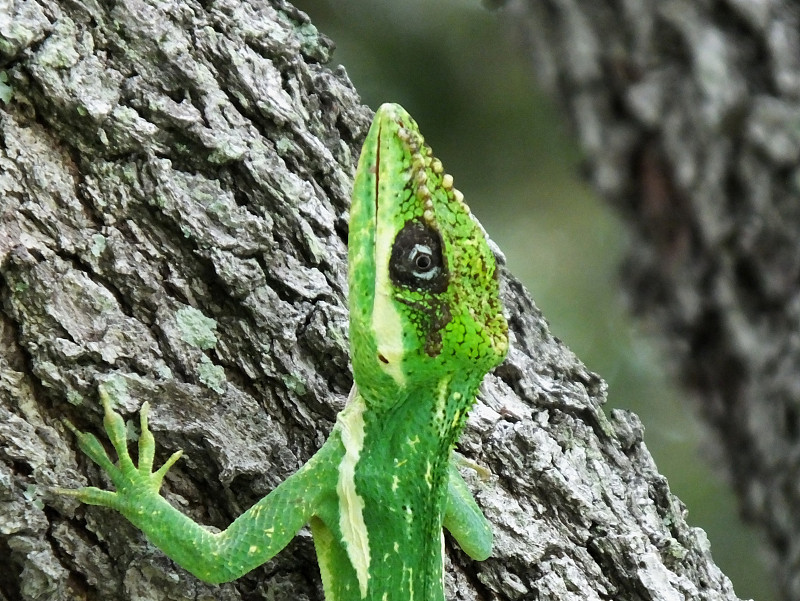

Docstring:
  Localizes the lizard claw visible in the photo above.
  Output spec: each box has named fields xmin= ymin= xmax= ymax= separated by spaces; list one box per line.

xmin=52 ymin=484 xmax=120 ymax=509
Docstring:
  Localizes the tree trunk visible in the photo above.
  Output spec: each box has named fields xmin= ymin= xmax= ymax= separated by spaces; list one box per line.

xmin=0 ymin=1 xmax=743 ymax=600
xmin=496 ymin=0 xmax=800 ymax=599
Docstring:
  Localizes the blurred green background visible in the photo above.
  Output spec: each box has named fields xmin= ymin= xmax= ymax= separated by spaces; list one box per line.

xmin=294 ymin=1 xmax=774 ymax=598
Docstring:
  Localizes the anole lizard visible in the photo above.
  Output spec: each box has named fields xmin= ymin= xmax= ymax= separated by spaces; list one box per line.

xmin=61 ymin=103 xmax=509 ymax=600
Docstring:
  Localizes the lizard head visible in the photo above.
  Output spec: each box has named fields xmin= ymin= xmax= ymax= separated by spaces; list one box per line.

xmin=348 ymin=103 xmax=508 ymax=408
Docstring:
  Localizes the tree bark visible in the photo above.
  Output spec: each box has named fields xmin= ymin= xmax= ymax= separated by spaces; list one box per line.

xmin=1 ymin=1 xmax=743 ymax=600
xmin=496 ymin=0 xmax=800 ymax=599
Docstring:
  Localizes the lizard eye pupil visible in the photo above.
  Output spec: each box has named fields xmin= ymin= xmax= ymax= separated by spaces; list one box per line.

xmin=411 ymin=247 xmax=433 ymax=271
xmin=390 ymin=221 xmax=448 ymax=292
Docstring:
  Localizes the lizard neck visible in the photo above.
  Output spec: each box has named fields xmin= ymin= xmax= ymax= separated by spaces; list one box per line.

xmin=361 ymin=373 xmax=482 ymax=476
xmin=346 ymin=374 xmax=483 ymax=600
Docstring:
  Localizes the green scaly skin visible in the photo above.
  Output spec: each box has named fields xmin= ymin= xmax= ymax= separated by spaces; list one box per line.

xmin=61 ymin=103 xmax=509 ymax=601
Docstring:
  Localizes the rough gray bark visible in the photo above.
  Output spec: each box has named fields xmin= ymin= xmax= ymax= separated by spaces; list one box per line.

xmin=496 ymin=0 xmax=800 ymax=599
xmin=1 ymin=1 xmax=742 ymax=600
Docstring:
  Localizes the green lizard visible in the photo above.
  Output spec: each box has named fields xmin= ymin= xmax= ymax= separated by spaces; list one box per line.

xmin=62 ymin=103 xmax=509 ymax=600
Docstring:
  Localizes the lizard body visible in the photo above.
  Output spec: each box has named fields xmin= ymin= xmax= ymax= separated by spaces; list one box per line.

xmin=63 ymin=103 xmax=508 ymax=600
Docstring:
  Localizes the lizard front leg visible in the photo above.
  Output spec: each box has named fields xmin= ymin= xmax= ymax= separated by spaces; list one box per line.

xmin=60 ymin=385 xmax=339 ymax=584
xmin=443 ymin=457 xmax=493 ymax=561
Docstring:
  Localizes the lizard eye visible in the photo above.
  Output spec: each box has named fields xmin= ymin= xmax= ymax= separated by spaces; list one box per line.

xmin=390 ymin=221 xmax=448 ymax=292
